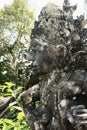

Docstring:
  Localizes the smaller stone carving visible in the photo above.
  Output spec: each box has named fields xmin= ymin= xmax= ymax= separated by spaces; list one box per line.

xmin=63 ymin=0 xmax=77 ymax=22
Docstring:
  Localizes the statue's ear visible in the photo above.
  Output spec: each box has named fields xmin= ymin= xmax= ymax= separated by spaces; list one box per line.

xmin=56 ymin=45 xmax=67 ymax=58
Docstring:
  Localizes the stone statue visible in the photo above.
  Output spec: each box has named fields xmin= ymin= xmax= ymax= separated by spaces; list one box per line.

xmin=63 ymin=0 xmax=77 ymax=22
xmin=20 ymin=2 xmax=87 ymax=130
xmin=0 ymin=2 xmax=87 ymax=130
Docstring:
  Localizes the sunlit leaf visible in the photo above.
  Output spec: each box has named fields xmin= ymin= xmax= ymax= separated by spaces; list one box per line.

xmin=13 ymin=106 xmax=23 ymax=111
xmin=3 ymin=118 xmax=15 ymax=126
xmin=2 ymin=93 xmax=12 ymax=97
xmin=9 ymin=101 xmax=17 ymax=107
xmin=4 ymin=82 xmax=15 ymax=88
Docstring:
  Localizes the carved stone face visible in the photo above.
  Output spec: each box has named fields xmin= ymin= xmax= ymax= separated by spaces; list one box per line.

xmin=28 ymin=38 xmax=56 ymax=75
xmin=28 ymin=36 xmax=67 ymax=76
xmin=28 ymin=4 xmax=67 ymax=76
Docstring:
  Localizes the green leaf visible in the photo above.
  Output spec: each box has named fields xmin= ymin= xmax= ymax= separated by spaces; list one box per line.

xmin=14 ymin=87 xmax=23 ymax=93
xmin=9 ymin=101 xmax=17 ymax=107
xmin=0 ymin=119 xmax=3 ymax=124
xmin=13 ymin=106 xmax=23 ymax=111
xmin=35 ymin=101 xmax=40 ymax=108
xmin=2 ymin=93 xmax=12 ymax=97
xmin=4 ymin=82 xmax=15 ymax=89
xmin=3 ymin=118 xmax=15 ymax=126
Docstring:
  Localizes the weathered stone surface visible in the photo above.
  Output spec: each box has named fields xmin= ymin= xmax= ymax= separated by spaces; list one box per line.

xmin=21 ymin=1 xmax=87 ymax=130
xmin=0 ymin=96 xmax=15 ymax=118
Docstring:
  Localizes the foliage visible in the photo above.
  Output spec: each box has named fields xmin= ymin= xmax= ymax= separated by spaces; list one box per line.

xmin=0 ymin=82 xmax=30 ymax=130
xmin=0 ymin=115 xmax=31 ymax=130
xmin=0 ymin=61 xmax=16 ymax=84
xmin=0 ymin=0 xmax=35 ymax=129
xmin=0 ymin=82 xmax=22 ymax=97
xmin=0 ymin=0 xmax=35 ymax=85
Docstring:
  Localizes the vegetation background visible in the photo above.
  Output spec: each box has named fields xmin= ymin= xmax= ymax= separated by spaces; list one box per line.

xmin=0 ymin=0 xmax=35 ymax=129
